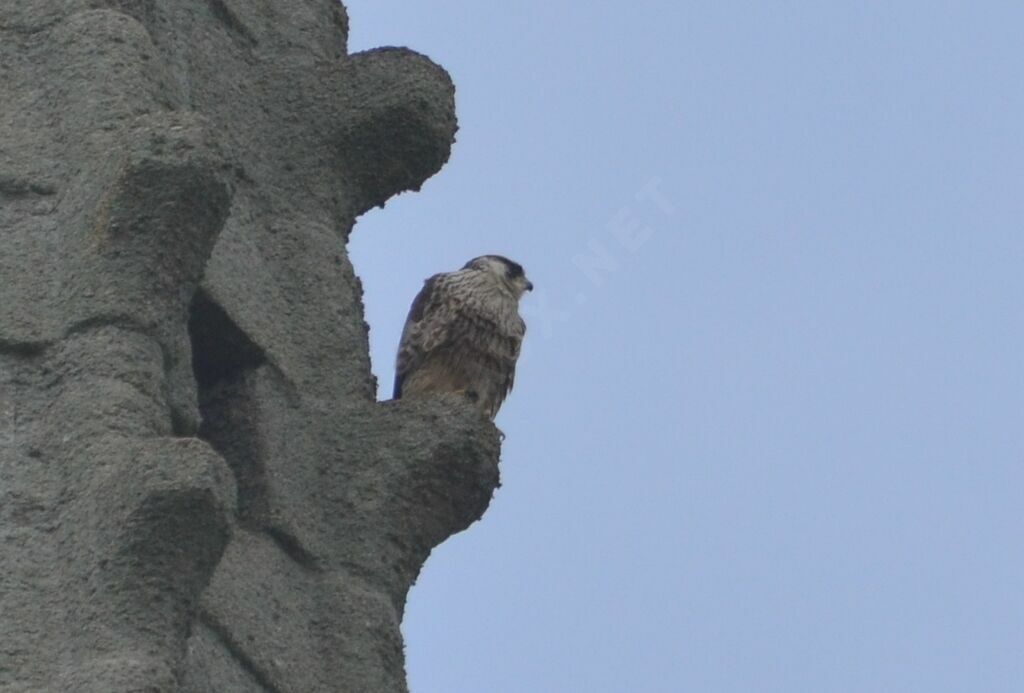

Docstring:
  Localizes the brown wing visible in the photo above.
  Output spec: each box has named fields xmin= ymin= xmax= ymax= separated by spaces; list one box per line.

xmin=393 ymin=273 xmax=449 ymax=398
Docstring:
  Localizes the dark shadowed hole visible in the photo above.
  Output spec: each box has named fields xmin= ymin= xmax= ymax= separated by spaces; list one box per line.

xmin=188 ymin=292 xmax=319 ymax=567
xmin=188 ymin=290 xmax=269 ymax=523
xmin=188 ymin=290 xmax=266 ymax=390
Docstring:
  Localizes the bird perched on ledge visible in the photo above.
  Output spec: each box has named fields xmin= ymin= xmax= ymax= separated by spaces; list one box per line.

xmin=394 ymin=255 xmax=532 ymax=419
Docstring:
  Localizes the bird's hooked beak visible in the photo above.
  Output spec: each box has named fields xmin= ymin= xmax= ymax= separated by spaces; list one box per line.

xmin=525 ymin=280 xmax=534 ymax=292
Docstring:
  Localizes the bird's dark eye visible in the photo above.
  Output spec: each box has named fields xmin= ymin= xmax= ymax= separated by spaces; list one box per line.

xmin=505 ymin=262 xmax=524 ymax=279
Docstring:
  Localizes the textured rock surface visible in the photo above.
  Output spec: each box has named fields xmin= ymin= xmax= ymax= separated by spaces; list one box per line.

xmin=0 ymin=2 xmax=499 ymax=691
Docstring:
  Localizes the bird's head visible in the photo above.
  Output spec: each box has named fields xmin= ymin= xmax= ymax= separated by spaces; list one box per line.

xmin=464 ymin=255 xmax=534 ymax=297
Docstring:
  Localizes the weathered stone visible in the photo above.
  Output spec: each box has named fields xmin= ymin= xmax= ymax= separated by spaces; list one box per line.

xmin=1 ymin=2 xmax=496 ymax=691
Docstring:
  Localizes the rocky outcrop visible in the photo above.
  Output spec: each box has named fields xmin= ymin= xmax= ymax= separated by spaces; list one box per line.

xmin=0 ymin=2 xmax=498 ymax=691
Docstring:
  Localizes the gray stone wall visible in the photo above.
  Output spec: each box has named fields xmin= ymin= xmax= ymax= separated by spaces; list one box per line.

xmin=0 ymin=2 xmax=500 ymax=691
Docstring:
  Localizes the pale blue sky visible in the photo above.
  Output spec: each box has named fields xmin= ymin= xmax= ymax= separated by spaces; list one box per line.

xmin=346 ymin=3 xmax=1024 ymax=692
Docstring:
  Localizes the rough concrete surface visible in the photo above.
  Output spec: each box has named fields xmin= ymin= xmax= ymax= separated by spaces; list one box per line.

xmin=0 ymin=2 xmax=500 ymax=691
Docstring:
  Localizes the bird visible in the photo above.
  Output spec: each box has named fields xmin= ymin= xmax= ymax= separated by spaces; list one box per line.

xmin=394 ymin=255 xmax=532 ymax=419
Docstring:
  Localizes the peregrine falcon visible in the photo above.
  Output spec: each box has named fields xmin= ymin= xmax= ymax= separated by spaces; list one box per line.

xmin=394 ymin=255 xmax=532 ymax=419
